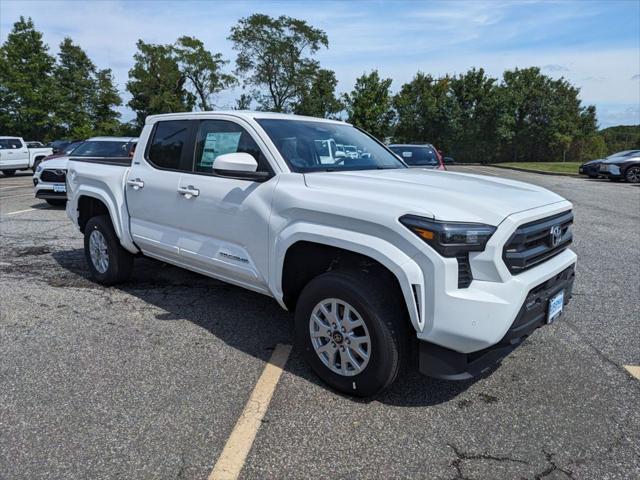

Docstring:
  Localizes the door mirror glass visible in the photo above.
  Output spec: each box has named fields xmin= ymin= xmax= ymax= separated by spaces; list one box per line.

xmin=213 ymin=152 xmax=258 ymax=173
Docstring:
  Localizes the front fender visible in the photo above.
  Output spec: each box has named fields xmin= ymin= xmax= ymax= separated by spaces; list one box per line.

xmin=271 ymin=222 xmax=426 ymax=333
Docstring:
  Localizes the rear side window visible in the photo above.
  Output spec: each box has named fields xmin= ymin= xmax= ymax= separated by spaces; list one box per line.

xmin=148 ymin=120 xmax=191 ymax=170
xmin=194 ymin=120 xmax=271 ymax=174
xmin=72 ymin=141 xmax=131 ymax=157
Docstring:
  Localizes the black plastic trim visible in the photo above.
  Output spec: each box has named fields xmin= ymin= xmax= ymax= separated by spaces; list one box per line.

xmin=419 ymin=264 xmax=576 ymax=380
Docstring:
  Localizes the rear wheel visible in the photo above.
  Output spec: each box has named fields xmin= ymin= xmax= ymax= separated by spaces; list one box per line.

xmin=295 ymin=269 xmax=409 ymax=397
xmin=46 ymin=199 xmax=66 ymax=206
xmin=1 ymin=170 xmax=16 ymax=177
xmin=624 ymin=166 xmax=640 ymax=183
xmin=84 ymin=215 xmax=133 ymax=285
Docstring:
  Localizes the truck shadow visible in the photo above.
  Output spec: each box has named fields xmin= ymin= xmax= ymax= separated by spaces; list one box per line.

xmin=51 ymin=249 xmax=482 ymax=407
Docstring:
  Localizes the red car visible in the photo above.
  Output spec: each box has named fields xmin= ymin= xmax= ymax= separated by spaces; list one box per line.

xmin=388 ymin=144 xmax=447 ymax=170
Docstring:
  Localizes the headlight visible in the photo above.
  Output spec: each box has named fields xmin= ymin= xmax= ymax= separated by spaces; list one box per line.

xmin=36 ymin=164 xmax=43 ymax=173
xmin=400 ymin=215 xmax=496 ymax=257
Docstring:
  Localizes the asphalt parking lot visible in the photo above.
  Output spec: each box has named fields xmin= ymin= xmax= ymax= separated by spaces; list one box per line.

xmin=1 ymin=166 xmax=639 ymax=479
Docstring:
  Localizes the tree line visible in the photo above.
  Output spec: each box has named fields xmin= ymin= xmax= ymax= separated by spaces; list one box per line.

xmin=1 ymin=15 xmax=637 ymax=162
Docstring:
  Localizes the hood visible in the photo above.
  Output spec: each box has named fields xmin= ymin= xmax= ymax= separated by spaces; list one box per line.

xmin=40 ymin=156 xmax=69 ymax=169
xmin=582 ymin=159 xmax=603 ymax=166
xmin=303 ymin=168 xmax=566 ymax=225
xmin=603 ymin=156 xmax=640 ymax=165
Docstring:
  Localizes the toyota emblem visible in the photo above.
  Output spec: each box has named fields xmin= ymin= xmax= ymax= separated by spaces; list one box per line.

xmin=549 ymin=225 xmax=562 ymax=247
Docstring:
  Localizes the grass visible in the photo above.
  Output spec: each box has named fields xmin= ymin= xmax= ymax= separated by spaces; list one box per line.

xmin=492 ymin=162 xmax=582 ymax=174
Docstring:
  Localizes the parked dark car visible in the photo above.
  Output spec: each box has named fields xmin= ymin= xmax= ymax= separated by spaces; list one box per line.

xmin=579 ymin=150 xmax=640 ymax=179
xmin=47 ymin=139 xmax=83 ymax=154
xmin=41 ymin=140 xmax=84 ymax=162
xmin=388 ymin=144 xmax=446 ymax=170
xmin=598 ymin=152 xmax=640 ymax=183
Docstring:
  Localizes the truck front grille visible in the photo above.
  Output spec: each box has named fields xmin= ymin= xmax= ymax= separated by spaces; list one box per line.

xmin=41 ymin=169 xmax=66 ymax=183
xmin=503 ymin=210 xmax=573 ymax=274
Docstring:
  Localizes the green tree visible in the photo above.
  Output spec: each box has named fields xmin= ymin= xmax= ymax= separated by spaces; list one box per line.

xmin=0 ymin=16 xmax=56 ymax=140
xmin=393 ymin=72 xmax=458 ymax=151
xmin=294 ymin=68 xmax=342 ymax=118
xmin=343 ymin=70 xmax=394 ymax=139
xmin=447 ymin=68 xmax=502 ymax=162
xmin=54 ymin=37 xmax=97 ymax=137
xmin=497 ymin=67 xmax=597 ymax=162
xmin=127 ymin=40 xmax=195 ymax=127
xmin=91 ymin=69 xmax=122 ymax=135
xmin=174 ymin=36 xmax=236 ymax=111
xmin=229 ymin=14 xmax=328 ymax=112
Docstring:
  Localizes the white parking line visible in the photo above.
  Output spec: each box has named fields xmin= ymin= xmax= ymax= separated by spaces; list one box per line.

xmin=0 ymin=193 xmax=34 ymax=199
xmin=209 ymin=344 xmax=292 ymax=480
xmin=0 ymin=185 xmax=30 ymax=191
xmin=4 ymin=208 xmax=39 ymax=216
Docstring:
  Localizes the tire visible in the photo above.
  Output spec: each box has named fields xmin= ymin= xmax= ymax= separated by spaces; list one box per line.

xmin=588 ymin=174 xmax=598 ymax=179
xmin=84 ymin=215 xmax=133 ymax=285
xmin=1 ymin=170 xmax=16 ymax=177
xmin=46 ymin=199 xmax=66 ymax=206
xmin=624 ymin=166 xmax=640 ymax=183
xmin=294 ymin=269 xmax=409 ymax=397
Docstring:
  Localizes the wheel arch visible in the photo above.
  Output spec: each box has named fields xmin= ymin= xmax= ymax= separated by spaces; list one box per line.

xmin=75 ymin=189 xmax=138 ymax=253
xmin=274 ymin=225 xmax=425 ymax=333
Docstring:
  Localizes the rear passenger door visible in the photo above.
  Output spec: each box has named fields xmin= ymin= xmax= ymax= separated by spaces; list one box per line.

xmin=171 ymin=118 xmax=277 ymax=293
xmin=126 ymin=120 xmax=195 ymax=263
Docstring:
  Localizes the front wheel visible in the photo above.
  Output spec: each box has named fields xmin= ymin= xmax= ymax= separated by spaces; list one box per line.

xmin=1 ymin=170 xmax=16 ymax=177
xmin=295 ymin=269 xmax=409 ymax=397
xmin=84 ymin=215 xmax=133 ymax=285
xmin=624 ymin=166 xmax=640 ymax=183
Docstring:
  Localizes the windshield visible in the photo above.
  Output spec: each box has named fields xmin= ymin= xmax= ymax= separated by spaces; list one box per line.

xmin=71 ymin=141 xmax=134 ymax=157
xmin=389 ymin=145 xmax=438 ymax=166
xmin=256 ymin=119 xmax=405 ymax=172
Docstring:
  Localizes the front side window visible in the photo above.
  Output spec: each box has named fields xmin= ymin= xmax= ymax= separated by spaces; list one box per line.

xmin=0 ymin=139 xmax=23 ymax=149
xmin=389 ymin=146 xmax=438 ymax=166
xmin=148 ymin=120 xmax=190 ymax=170
xmin=256 ymin=119 xmax=405 ymax=173
xmin=72 ymin=140 xmax=132 ymax=157
xmin=194 ymin=120 xmax=271 ymax=174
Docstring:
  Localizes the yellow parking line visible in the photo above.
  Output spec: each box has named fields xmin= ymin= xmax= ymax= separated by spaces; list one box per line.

xmin=209 ymin=344 xmax=292 ymax=480
xmin=623 ymin=365 xmax=640 ymax=380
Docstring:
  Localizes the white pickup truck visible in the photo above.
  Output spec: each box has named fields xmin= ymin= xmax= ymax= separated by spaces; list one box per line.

xmin=66 ymin=111 xmax=576 ymax=396
xmin=0 ymin=136 xmax=53 ymax=176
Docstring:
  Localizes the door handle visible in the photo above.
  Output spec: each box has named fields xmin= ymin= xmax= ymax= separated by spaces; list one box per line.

xmin=127 ymin=178 xmax=144 ymax=190
xmin=177 ymin=185 xmax=200 ymax=198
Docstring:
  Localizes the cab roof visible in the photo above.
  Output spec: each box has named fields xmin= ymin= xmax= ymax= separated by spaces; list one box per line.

xmin=145 ymin=111 xmax=348 ymax=126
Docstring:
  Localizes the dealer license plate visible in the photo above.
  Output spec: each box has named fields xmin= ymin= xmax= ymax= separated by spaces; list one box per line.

xmin=547 ymin=290 xmax=564 ymax=323
xmin=53 ymin=184 xmax=66 ymax=193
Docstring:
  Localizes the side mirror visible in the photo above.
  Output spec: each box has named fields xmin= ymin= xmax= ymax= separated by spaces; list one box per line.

xmin=213 ymin=152 xmax=270 ymax=182
xmin=444 ymin=157 xmax=455 ymax=165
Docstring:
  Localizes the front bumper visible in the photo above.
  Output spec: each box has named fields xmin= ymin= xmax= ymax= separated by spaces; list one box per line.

xmin=34 ymin=182 xmax=67 ymax=200
xmin=419 ymin=263 xmax=575 ymax=379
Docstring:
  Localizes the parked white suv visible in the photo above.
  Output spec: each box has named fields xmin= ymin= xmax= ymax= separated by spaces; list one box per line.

xmin=34 ymin=137 xmax=137 ymax=206
xmin=0 ymin=136 xmax=53 ymax=176
xmin=65 ymin=112 xmax=576 ymax=396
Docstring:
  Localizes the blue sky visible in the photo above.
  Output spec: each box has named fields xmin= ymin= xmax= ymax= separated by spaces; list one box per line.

xmin=1 ymin=0 xmax=639 ymax=127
